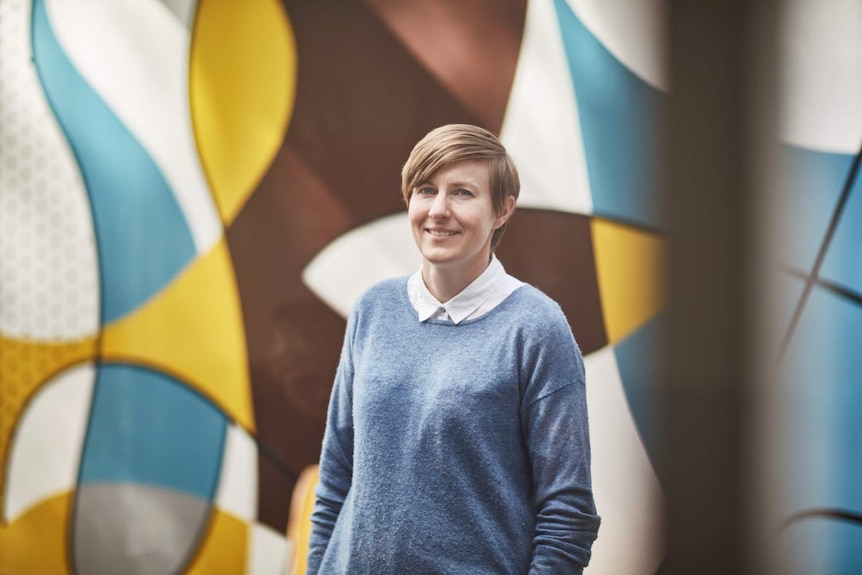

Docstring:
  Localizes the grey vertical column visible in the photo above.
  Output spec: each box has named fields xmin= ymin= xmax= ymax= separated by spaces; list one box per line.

xmin=661 ymin=1 xmax=775 ymax=574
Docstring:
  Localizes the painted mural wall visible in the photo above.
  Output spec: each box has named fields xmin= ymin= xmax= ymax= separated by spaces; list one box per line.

xmin=1 ymin=0 xmax=856 ymax=574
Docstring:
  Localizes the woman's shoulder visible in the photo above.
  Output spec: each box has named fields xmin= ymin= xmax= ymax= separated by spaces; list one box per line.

xmin=506 ymin=283 xmax=567 ymax=323
xmin=351 ymin=276 xmax=409 ymax=314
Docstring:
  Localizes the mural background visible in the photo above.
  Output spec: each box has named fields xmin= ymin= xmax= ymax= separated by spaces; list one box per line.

xmin=0 ymin=0 xmax=857 ymax=574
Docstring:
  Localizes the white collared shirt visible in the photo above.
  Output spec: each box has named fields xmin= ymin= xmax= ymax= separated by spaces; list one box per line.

xmin=407 ymin=255 xmax=524 ymax=324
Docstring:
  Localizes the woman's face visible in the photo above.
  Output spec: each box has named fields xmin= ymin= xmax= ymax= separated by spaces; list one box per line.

xmin=408 ymin=159 xmax=513 ymax=280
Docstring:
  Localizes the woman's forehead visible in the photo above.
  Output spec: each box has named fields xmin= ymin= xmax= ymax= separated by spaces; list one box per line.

xmin=423 ymin=159 xmax=491 ymax=185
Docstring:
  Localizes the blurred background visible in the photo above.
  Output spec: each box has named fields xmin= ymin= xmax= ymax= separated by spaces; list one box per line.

xmin=0 ymin=0 xmax=858 ymax=573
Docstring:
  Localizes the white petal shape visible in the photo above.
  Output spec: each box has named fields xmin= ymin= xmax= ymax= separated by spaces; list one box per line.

xmin=46 ymin=0 xmax=221 ymax=254
xmin=248 ymin=522 xmax=291 ymax=575
xmin=565 ymin=0 xmax=668 ymax=90
xmin=214 ymin=423 xmax=258 ymax=522
xmin=4 ymin=362 xmax=95 ymax=522
xmin=500 ymin=0 xmax=593 ymax=216
xmin=584 ymin=346 xmax=664 ymax=575
xmin=0 ymin=0 xmax=99 ymax=340
xmin=780 ymin=0 xmax=862 ymax=153
xmin=302 ymin=214 xmax=420 ymax=318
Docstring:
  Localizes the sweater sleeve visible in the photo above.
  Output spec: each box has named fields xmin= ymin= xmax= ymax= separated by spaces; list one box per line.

xmin=520 ymin=312 xmax=601 ymax=574
xmin=307 ymin=312 xmax=356 ymax=575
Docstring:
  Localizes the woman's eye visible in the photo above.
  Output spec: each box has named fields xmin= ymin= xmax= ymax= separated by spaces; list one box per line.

xmin=456 ymin=189 xmax=474 ymax=197
xmin=416 ymin=187 xmax=435 ymax=196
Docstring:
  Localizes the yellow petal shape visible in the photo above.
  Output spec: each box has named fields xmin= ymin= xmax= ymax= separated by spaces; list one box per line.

xmin=592 ymin=218 xmax=668 ymax=344
xmin=0 ymin=336 xmax=96 ymax=515
xmin=101 ymin=238 xmax=254 ymax=431
xmin=186 ymin=508 xmax=247 ymax=575
xmin=190 ymin=0 xmax=297 ymax=225
xmin=287 ymin=465 xmax=319 ymax=575
xmin=0 ymin=491 xmax=71 ymax=573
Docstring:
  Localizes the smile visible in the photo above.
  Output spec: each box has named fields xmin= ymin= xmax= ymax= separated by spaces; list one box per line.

xmin=426 ymin=229 xmax=458 ymax=237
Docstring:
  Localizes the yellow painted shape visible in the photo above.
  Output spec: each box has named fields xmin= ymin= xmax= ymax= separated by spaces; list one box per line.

xmin=190 ymin=0 xmax=297 ymax=225
xmin=287 ymin=465 xmax=319 ymax=575
xmin=592 ymin=218 xmax=668 ymax=344
xmin=101 ymin=238 xmax=255 ymax=431
xmin=0 ymin=491 xmax=71 ymax=574
xmin=0 ymin=336 xmax=96 ymax=516
xmin=186 ymin=509 xmax=247 ymax=575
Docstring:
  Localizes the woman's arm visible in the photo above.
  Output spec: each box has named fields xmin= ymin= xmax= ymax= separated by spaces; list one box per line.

xmin=306 ymin=315 xmax=356 ymax=575
xmin=520 ymin=312 xmax=601 ymax=574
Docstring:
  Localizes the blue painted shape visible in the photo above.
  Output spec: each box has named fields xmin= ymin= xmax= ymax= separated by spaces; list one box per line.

xmin=79 ymin=363 xmax=226 ymax=500
xmin=818 ymin=152 xmax=862 ymax=294
xmin=781 ymin=145 xmax=860 ymax=277
xmin=613 ymin=312 xmax=663 ymax=473
xmin=554 ymin=0 xmax=666 ymax=229
xmin=31 ymin=0 xmax=196 ymax=323
xmin=779 ymin=285 xmax=862 ymax=573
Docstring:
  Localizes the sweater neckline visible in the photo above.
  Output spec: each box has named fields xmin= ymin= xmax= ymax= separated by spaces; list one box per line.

xmin=397 ymin=276 xmax=527 ymax=327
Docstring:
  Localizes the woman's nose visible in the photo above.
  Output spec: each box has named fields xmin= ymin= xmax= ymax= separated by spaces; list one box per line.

xmin=428 ymin=192 xmax=450 ymax=218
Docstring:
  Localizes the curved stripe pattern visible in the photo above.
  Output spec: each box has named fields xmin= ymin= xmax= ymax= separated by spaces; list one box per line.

xmin=0 ymin=334 xmax=96 ymax=517
xmin=554 ymin=0 xmax=665 ymax=229
xmin=499 ymin=0 xmax=593 ymax=215
xmin=189 ymin=0 xmax=296 ymax=225
xmin=564 ymin=0 xmax=667 ymax=90
xmin=32 ymin=0 xmax=196 ymax=323
xmin=78 ymin=363 xmax=226 ymax=497
xmin=46 ymin=0 xmax=221 ymax=256
xmin=101 ymin=238 xmax=255 ymax=432
xmin=3 ymin=362 xmax=95 ymax=523
xmin=613 ymin=314 xmax=662 ymax=462
xmin=584 ymin=347 xmax=663 ymax=575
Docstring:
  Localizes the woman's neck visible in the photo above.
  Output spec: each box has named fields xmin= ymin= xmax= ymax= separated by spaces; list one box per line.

xmin=421 ymin=256 xmax=491 ymax=303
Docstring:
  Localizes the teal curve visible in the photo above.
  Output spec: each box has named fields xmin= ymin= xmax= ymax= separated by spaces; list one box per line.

xmin=31 ymin=0 xmax=196 ymax=324
xmin=78 ymin=363 xmax=227 ymax=501
xmin=554 ymin=0 xmax=666 ymax=230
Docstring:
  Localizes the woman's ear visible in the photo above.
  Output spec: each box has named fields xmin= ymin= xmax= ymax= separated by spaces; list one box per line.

xmin=495 ymin=195 xmax=517 ymax=229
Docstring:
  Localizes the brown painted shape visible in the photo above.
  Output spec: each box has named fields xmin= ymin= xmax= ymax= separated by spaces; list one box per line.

xmin=281 ymin=0 xmax=486 ymax=221
xmin=366 ymin=0 xmax=527 ymax=130
xmin=498 ymin=209 xmax=608 ymax=355
xmin=227 ymin=145 xmax=349 ymax=531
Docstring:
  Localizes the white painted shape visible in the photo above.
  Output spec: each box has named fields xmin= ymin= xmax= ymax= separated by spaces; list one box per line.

xmin=247 ymin=522 xmax=291 ymax=575
xmin=500 ymin=0 xmax=593 ymax=216
xmin=46 ymin=0 xmax=222 ymax=254
xmin=302 ymin=214 xmax=421 ymax=319
xmin=780 ymin=0 xmax=862 ymax=153
xmin=583 ymin=346 xmax=664 ymax=575
xmin=3 ymin=362 xmax=96 ymax=522
xmin=214 ymin=423 xmax=258 ymax=523
xmin=0 ymin=0 xmax=100 ymax=340
xmin=565 ymin=0 xmax=668 ymax=90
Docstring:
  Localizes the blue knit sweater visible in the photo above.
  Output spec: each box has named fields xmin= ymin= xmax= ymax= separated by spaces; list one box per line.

xmin=308 ymin=278 xmax=600 ymax=574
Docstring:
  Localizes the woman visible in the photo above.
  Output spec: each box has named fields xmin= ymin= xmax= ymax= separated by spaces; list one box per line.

xmin=308 ymin=124 xmax=600 ymax=574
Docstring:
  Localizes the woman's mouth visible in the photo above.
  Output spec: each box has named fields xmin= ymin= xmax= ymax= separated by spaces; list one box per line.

xmin=427 ymin=229 xmax=458 ymax=237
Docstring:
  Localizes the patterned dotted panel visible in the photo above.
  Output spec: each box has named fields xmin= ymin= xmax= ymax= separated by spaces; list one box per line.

xmin=0 ymin=0 xmax=99 ymax=341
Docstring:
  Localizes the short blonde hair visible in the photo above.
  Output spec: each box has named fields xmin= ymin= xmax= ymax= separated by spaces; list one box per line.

xmin=401 ymin=124 xmax=520 ymax=251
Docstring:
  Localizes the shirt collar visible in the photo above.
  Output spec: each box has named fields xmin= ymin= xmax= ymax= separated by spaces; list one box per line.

xmin=407 ymin=255 xmax=507 ymax=324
